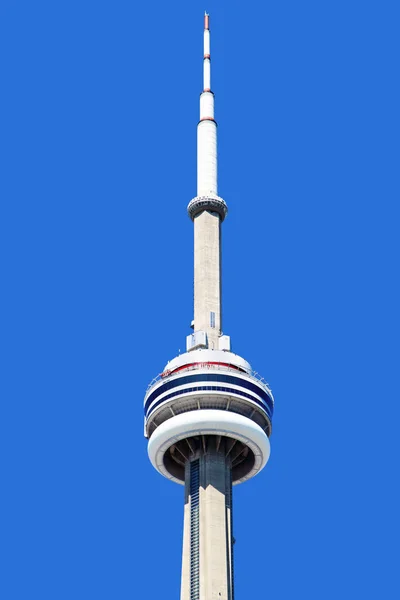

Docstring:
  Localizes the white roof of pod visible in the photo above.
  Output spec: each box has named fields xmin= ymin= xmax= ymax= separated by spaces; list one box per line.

xmin=164 ymin=349 xmax=252 ymax=374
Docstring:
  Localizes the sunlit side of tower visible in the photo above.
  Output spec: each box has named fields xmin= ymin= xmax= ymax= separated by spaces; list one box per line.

xmin=144 ymin=14 xmax=274 ymax=600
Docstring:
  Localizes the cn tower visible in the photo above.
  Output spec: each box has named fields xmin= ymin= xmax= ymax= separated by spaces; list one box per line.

xmin=144 ymin=13 xmax=274 ymax=600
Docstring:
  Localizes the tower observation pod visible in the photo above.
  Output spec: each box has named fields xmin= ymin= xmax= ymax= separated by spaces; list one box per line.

xmin=144 ymin=13 xmax=274 ymax=600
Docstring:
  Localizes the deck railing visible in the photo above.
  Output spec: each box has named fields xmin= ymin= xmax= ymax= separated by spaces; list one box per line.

xmin=145 ymin=363 xmax=273 ymax=399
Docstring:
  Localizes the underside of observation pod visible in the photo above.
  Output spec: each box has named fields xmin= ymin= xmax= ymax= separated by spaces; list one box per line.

xmin=147 ymin=410 xmax=270 ymax=485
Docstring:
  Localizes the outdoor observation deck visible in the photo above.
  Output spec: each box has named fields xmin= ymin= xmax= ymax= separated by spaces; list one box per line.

xmin=145 ymin=360 xmax=273 ymax=435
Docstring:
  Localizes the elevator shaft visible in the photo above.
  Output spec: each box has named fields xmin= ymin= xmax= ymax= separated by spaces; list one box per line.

xmin=180 ymin=438 xmax=234 ymax=600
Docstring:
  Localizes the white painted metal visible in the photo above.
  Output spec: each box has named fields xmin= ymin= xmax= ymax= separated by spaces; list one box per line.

xmin=186 ymin=330 xmax=207 ymax=351
xmin=163 ymin=350 xmax=252 ymax=373
xmin=218 ymin=335 xmax=231 ymax=351
xmin=147 ymin=410 xmax=271 ymax=485
xmin=204 ymin=29 xmax=210 ymax=56
xmin=203 ymin=58 xmax=211 ymax=91
xmin=200 ymin=91 xmax=214 ymax=120
xmin=197 ymin=120 xmax=217 ymax=196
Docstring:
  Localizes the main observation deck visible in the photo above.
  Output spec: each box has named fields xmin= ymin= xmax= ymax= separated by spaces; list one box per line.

xmin=144 ymin=350 xmax=274 ymax=485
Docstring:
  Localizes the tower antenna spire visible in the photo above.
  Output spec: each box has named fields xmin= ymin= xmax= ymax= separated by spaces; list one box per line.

xmin=187 ymin=11 xmax=228 ymax=349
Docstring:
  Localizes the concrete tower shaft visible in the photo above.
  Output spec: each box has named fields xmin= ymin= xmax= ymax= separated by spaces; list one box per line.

xmin=193 ymin=210 xmax=221 ymax=349
xmin=181 ymin=442 xmax=234 ymax=600
xmin=144 ymin=13 xmax=274 ymax=600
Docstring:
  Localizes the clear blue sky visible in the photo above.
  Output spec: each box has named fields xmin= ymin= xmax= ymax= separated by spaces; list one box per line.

xmin=2 ymin=1 xmax=399 ymax=598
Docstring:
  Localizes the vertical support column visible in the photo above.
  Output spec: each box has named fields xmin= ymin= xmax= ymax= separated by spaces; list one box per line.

xmin=193 ymin=211 xmax=222 ymax=349
xmin=180 ymin=442 xmax=233 ymax=600
xmin=200 ymin=446 xmax=232 ymax=600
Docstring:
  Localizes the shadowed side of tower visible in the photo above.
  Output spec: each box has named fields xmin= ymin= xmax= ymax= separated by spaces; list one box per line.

xmin=181 ymin=438 xmax=233 ymax=600
xmin=144 ymin=13 xmax=274 ymax=600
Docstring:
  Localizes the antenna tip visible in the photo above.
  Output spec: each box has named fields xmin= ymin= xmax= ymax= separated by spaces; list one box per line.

xmin=204 ymin=12 xmax=209 ymax=30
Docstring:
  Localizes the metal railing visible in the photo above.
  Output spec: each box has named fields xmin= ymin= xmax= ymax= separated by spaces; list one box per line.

xmin=146 ymin=363 xmax=273 ymax=399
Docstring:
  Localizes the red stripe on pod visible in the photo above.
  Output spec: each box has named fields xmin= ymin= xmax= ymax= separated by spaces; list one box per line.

xmin=204 ymin=54 xmax=210 ymax=59
xmin=161 ymin=361 xmax=247 ymax=378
